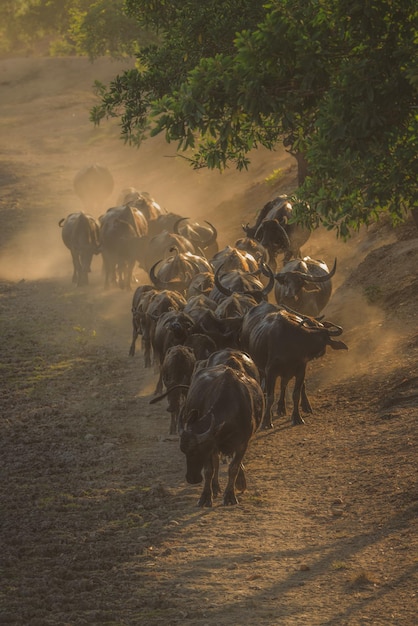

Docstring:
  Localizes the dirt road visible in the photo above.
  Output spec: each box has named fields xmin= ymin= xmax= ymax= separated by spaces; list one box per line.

xmin=0 ymin=57 xmax=417 ymax=626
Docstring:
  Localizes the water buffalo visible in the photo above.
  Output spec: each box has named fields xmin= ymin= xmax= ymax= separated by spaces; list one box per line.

xmin=149 ymin=250 xmax=213 ymax=295
xmin=142 ymin=290 xmax=187 ymax=368
xmin=243 ymin=195 xmax=310 ymax=268
xmin=186 ymin=271 xmax=215 ymax=298
xmin=129 ymin=285 xmax=158 ymax=357
xmin=117 ymin=188 xmax=164 ymax=222
xmin=159 ymin=345 xmax=197 ymax=435
xmin=173 ymin=218 xmax=218 ymax=259
xmin=210 ymin=263 xmax=274 ymax=304
xmin=210 ymin=245 xmax=259 ymax=274
xmin=274 ymin=257 xmax=337 ymax=317
xmin=99 ymin=204 xmax=148 ymax=290
xmin=138 ymin=231 xmax=196 ymax=274
xmin=151 ymin=309 xmax=196 ymax=394
xmin=240 ymin=303 xmax=348 ymax=427
xmin=59 ymin=212 xmax=100 ymax=287
xmin=195 ymin=348 xmax=260 ymax=384
xmin=179 ymin=364 xmax=264 ymax=506
xmin=73 ymin=164 xmax=114 ymax=211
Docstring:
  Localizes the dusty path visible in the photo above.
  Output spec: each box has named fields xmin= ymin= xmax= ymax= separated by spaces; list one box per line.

xmin=0 ymin=57 xmax=417 ymax=625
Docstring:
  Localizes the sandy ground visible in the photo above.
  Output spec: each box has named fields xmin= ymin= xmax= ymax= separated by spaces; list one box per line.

xmin=0 ymin=57 xmax=417 ymax=626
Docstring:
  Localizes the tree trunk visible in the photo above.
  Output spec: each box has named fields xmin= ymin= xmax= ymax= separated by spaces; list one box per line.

xmin=287 ymin=150 xmax=309 ymax=186
xmin=410 ymin=208 xmax=418 ymax=231
xmin=295 ymin=152 xmax=309 ymax=186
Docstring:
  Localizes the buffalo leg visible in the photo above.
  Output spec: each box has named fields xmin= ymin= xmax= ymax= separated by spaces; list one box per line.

xmin=291 ymin=365 xmax=306 ymax=425
xmin=154 ymin=367 xmax=164 ymax=395
xmin=198 ymin=453 xmax=218 ymax=507
xmin=142 ymin=323 xmax=152 ymax=368
xmin=223 ymin=447 xmax=247 ymax=505
xmin=129 ymin=321 xmax=139 ymax=356
xmin=261 ymin=368 xmax=276 ymax=429
xmin=300 ymin=382 xmax=313 ymax=414
xmin=70 ymin=250 xmax=81 ymax=285
xmin=212 ymin=453 xmax=221 ymax=498
xmin=277 ymin=375 xmax=291 ymax=416
xmin=235 ymin=463 xmax=247 ymax=493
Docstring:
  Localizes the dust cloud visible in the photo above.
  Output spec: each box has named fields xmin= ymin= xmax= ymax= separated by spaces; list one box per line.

xmin=0 ymin=56 xmax=407 ymax=392
xmin=0 ymin=56 xmax=285 ymax=284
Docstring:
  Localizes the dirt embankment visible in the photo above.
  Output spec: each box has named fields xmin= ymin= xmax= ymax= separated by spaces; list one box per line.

xmin=0 ymin=57 xmax=417 ymax=626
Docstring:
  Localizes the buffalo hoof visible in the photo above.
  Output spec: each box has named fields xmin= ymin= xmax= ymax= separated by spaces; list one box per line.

xmin=301 ymin=403 xmax=313 ymax=414
xmin=223 ymin=490 xmax=239 ymax=506
xmin=198 ymin=493 xmax=213 ymax=508
xmin=292 ymin=416 xmax=305 ymax=426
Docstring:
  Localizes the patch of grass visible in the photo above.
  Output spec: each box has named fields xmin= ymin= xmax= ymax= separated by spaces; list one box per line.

xmin=73 ymin=325 xmax=97 ymax=346
xmin=364 ymin=284 xmax=384 ymax=304
xmin=349 ymin=569 xmax=378 ymax=588
xmin=265 ymin=168 xmax=285 ymax=185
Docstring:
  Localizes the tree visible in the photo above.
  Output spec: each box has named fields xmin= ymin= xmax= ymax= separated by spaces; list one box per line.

xmin=0 ymin=0 xmax=147 ymax=59
xmin=92 ymin=0 xmax=418 ymax=235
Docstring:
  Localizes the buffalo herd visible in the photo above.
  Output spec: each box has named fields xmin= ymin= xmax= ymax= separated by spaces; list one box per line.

xmin=59 ymin=167 xmax=348 ymax=507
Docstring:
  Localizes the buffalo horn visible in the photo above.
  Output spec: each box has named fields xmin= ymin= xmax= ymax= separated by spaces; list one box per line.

xmin=173 ymin=217 xmax=191 ymax=235
xmin=322 ymin=321 xmax=344 ymax=336
xmin=260 ymin=262 xmax=275 ymax=296
xmin=149 ymin=260 xmax=164 ymax=289
xmin=300 ymin=259 xmax=337 ymax=283
xmin=214 ymin=264 xmax=234 ymax=297
xmin=194 ymin=413 xmax=216 ymax=445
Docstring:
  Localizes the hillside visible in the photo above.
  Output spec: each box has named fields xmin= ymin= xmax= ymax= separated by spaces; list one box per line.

xmin=0 ymin=57 xmax=417 ymax=626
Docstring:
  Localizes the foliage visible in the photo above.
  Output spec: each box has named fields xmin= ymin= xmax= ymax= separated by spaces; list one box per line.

xmin=0 ymin=0 xmax=147 ymax=59
xmin=92 ymin=0 xmax=418 ymax=235
xmin=90 ymin=1 xmax=266 ymax=141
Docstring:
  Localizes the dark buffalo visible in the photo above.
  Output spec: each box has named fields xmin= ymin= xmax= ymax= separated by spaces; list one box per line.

xmin=210 ymin=245 xmax=258 ymax=274
xmin=190 ymin=308 xmax=243 ymax=350
xmin=274 ymin=257 xmax=337 ymax=317
xmin=139 ymin=231 xmax=196 ymax=274
xmin=149 ymin=250 xmax=213 ymax=295
xmin=240 ymin=304 xmax=348 ymax=428
xmin=129 ymin=285 xmax=158 ymax=357
xmin=99 ymin=204 xmax=148 ymax=290
xmin=210 ymin=264 xmax=274 ymax=304
xmin=243 ymin=195 xmax=310 ymax=268
xmin=186 ymin=271 xmax=215 ymax=298
xmin=184 ymin=294 xmax=218 ymax=315
xmin=179 ymin=364 xmax=264 ymax=506
xmin=234 ymin=236 xmax=268 ymax=264
xmin=143 ymin=290 xmax=187 ymax=368
xmin=195 ymin=348 xmax=260 ymax=384
xmin=214 ymin=293 xmax=258 ymax=319
xmin=59 ymin=212 xmax=100 ymax=287
xmin=160 ymin=345 xmax=197 ymax=435
xmin=183 ymin=333 xmax=217 ymax=361
xmin=146 ymin=212 xmax=185 ymax=237
xmin=147 ymin=212 xmax=218 ymax=256
xmin=173 ymin=217 xmax=218 ymax=259
xmin=117 ymin=188 xmax=164 ymax=222
xmin=152 ymin=309 xmax=196 ymax=394
xmin=73 ymin=164 xmax=114 ymax=211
